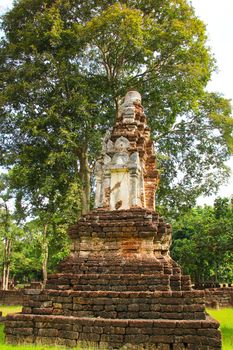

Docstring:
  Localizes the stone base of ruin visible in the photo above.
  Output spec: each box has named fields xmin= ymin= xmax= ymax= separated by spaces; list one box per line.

xmin=5 ymin=209 xmax=221 ymax=349
xmin=6 ymin=314 xmax=220 ymax=350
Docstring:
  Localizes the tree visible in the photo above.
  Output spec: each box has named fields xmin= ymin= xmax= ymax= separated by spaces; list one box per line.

xmin=171 ymin=198 xmax=233 ymax=284
xmin=0 ymin=0 xmax=232 ymax=215
xmin=16 ymin=217 xmax=70 ymax=286
xmin=0 ymin=171 xmax=72 ymax=286
xmin=0 ymin=174 xmax=23 ymax=289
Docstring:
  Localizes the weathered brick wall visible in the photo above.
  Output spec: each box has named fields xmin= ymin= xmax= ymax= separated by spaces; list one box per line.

xmin=67 ymin=209 xmax=173 ymax=261
xmin=0 ymin=290 xmax=24 ymax=305
xmin=5 ymin=313 xmax=221 ymax=350
xmin=204 ymin=288 xmax=233 ymax=308
xmin=22 ymin=290 xmax=206 ymax=320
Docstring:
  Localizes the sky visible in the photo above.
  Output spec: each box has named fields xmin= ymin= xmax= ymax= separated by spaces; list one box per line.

xmin=0 ymin=0 xmax=233 ymax=205
xmin=190 ymin=0 xmax=233 ymax=204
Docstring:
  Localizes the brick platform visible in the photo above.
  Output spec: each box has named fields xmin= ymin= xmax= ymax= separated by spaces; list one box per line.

xmin=6 ymin=314 xmax=220 ymax=350
xmin=5 ymin=209 xmax=221 ymax=349
xmin=204 ymin=287 xmax=233 ymax=308
xmin=0 ymin=290 xmax=24 ymax=306
xmin=5 ymin=92 xmax=221 ymax=349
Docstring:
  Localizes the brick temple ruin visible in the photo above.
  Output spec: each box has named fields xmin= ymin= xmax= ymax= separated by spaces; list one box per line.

xmin=5 ymin=91 xmax=221 ymax=349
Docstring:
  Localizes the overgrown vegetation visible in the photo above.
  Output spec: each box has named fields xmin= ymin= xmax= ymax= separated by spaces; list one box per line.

xmin=171 ymin=197 xmax=233 ymax=284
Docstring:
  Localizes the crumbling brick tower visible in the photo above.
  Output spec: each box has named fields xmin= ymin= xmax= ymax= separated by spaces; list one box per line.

xmin=5 ymin=91 xmax=221 ymax=350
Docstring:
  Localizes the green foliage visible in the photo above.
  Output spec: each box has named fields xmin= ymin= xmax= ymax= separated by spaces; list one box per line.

xmin=0 ymin=172 xmax=71 ymax=284
xmin=171 ymin=197 xmax=233 ymax=284
xmin=0 ymin=0 xmax=232 ymax=214
xmin=0 ymin=0 xmax=232 ymax=288
xmin=0 ymin=173 xmax=25 ymax=288
xmin=9 ymin=219 xmax=71 ymax=283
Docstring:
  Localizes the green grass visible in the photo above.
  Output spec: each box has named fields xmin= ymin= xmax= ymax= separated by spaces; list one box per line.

xmin=0 ymin=305 xmax=22 ymax=317
xmin=1 ymin=305 xmax=233 ymax=349
xmin=207 ymin=308 xmax=233 ymax=350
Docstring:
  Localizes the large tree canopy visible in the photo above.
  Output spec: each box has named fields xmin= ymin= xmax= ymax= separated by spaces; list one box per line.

xmin=0 ymin=0 xmax=233 ymax=214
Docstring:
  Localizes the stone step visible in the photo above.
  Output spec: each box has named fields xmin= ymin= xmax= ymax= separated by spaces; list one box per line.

xmin=45 ymin=273 xmax=175 ymax=292
xmin=58 ymin=256 xmax=181 ymax=276
xmin=23 ymin=290 xmax=206 ymax=320
xmin=5 ymin=313 xmax=221 ymax=350
xmin=82 ymin=208 xmax=157 ymax=220
xmin=59 ymin=262 xmax=166 ymax=274
xmin=45 ymin=273 xmax=191 ymax=292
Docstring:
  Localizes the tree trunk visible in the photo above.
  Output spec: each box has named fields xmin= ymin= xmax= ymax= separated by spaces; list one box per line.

xmin=41 ymin=223 xmax=48 ymax=287
xmin=115 ymin=96 xmax=121 ymax=120
xmin=2 ymin=238 xmax=11 ymax=290
xmin=78 ymin=145 xmax=91 ymax=215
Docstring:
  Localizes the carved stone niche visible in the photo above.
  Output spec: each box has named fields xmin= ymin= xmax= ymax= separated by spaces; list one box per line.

xmin=115 ymin=136 xmax=130 ymax=152
xmin=109 ymin=137 xmax=130 ymax=210
xmin=95 ymin=133 xmax=145 ymax=211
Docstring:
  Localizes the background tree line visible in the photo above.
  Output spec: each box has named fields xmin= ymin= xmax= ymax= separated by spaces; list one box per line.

xmin=0 ymin=0 xmax=233 ymax=288
xmin=171 ymin=197 xmax=233 ymax=285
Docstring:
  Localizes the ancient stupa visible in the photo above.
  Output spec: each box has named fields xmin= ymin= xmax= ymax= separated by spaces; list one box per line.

xmin=5 ymin=92 xmax=221 ymax=350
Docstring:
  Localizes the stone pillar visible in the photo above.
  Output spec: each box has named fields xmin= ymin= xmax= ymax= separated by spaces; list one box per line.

xmin=94 ymin=176 xmax=103 ymax=208
xmin=103 ymin=170 xmax=111 ymax=209
xmin=129 ymin=168 xmax=139 ymax=207
xmin=94 ymin=160 xmax=103 ymax=208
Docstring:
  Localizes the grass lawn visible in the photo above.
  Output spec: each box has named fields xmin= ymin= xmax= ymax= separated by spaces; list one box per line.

xmin=207 ymin=308 xmax=233 ymax=350
xmin=0 ymin=305 xmax=22 ymax=317
xmin=0 ymin=305 xmax=232 ymax=349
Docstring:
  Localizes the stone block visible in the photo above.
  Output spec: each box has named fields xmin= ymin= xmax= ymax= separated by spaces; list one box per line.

xmin=59 ymin=330 xmax=79 ymax=340
xmin=79 ymin=332 xmax=100 ymax=342
xmin=56 ymin=338 xmax=77 ymax=347
xmin=38 ymin=329 xmax=58 ymax=337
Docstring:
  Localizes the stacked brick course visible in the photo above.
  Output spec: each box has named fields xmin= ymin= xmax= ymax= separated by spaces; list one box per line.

xmin=0 ymin=290 xmax=24 ymax=306
xmin=5 ymin=92 xmax=221 ymax=349
xmin=204 ymin=288 xmax=233 ymax=309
